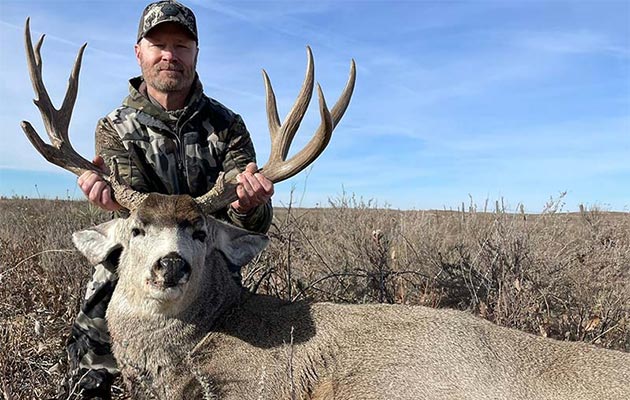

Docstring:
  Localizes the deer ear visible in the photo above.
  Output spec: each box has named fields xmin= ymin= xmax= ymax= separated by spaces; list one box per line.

xmin=72 ymin=219 xmax=122 ymax=265
xmin=213 ymin=219 xmax=269 ymax=267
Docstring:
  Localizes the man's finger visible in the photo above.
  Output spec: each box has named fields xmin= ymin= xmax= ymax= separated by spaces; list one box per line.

xmin=80 ymin=172 xmax=99 ymax=194
xmin=101 ymin=187 xmax=113 ymax=208
xmin=92 ymin=155 xmax=110 ymax=174
xmin=244 ymin=162 xmax=258 ymax=174
xmin=89 ymin=181 xmax=107 ymax=203
xmin=234 ymin=185 xmax=251 ymax=211
xmin=244 ymin=172 xmax=263 ymax=194
xmin=254 ymin=173 xmax=274 ymax=195
xmin=78 ymin=170 xmax=92 ymax=186
xmin=100 ymin=188 xmax=121 ymax=212
xmin=238 ymin=173 xmax=256 ymax=198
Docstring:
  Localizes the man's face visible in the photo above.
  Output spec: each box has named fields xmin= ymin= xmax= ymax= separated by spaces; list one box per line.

xmin=135 ymin=22 xmax=198 ymax=94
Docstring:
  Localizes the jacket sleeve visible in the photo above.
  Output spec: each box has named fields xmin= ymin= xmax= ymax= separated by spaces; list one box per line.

xmin=219 ymin=115 xmax=273 ymax=234
xmin=95 ymin=117 xmax=167 ymax=194
xmin=95 ymin=117 xmax=161 ymax=219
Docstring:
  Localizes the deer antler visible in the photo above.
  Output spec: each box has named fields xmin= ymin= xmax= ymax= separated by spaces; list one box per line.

xmin=20 ymin=18 xmax=148 ymax=210
xmin=195 ymin=47 xmax=356 ymax=214
xmin=20 ymin=18 xmax=94 ymax=177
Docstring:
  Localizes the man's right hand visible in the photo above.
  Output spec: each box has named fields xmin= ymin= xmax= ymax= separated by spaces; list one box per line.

xmin=78 ymin=156 xmax=122 ymax=211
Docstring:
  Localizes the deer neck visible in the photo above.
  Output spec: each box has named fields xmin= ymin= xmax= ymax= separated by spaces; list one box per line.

xmin=107 ymin=262 xmax=242 ymax=394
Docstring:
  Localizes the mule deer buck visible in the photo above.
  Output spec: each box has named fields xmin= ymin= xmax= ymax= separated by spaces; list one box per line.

xmin=21 ymin=19 xmax=630 ymax=399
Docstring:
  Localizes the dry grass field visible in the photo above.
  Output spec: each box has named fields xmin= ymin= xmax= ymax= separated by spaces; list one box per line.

xmin=1 ymin=195 xmax=629 ymax=398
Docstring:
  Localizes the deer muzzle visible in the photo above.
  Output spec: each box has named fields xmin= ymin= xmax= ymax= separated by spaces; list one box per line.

xmin=150 ymin=252 xmax=191 ymax=289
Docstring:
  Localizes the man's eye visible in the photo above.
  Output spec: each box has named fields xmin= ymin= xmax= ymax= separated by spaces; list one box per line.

xmin=192 ymin=231 xmax=206 ymax=242
xmin=131 ymin=228 xmax=145 ymax=237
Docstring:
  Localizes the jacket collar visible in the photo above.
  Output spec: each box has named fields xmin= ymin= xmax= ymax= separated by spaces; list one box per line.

xmin=123 ymin=75 xmax=205 ymax=123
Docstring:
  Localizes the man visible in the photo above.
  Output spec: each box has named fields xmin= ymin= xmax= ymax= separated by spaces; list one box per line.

xmin=64 ymin=1 xmax=274 ymax=397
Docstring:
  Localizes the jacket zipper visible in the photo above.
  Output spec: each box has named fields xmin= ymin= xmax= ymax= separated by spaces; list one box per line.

xmin=174 ymin=109 xmax=201 ymax=194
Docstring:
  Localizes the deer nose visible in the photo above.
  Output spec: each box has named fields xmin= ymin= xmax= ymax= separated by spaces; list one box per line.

xmin=156 ymin=254 xmax=187 ymax=271
xmin=152 ymin=252 xmax=191 ymax=287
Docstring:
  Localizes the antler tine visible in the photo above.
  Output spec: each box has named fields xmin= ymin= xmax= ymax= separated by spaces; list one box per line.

xmin=21 ymin=17 xmax=99 ymax=178
xmin=195 ymin=49 xmax=356 ymax=215
xmin=262 ymin=84 xmax=333 ymax=182
xmin=262 ymin=69 xmax=281 ymax=144
xmin=261 ymin=57 xmax=356 ymax=182
xmin=331 ymin=58 xmax=357 ymax=127
xmin=264 ymin=46 xmax=315 ymax=163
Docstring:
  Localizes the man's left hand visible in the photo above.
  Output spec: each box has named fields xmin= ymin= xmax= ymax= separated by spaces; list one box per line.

xmin=231 ymin=163 xmax=274 ymax=214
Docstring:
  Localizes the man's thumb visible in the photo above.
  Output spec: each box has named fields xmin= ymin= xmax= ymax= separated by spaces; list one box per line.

xmin=92 ymin=156 xmax=109 ymax=173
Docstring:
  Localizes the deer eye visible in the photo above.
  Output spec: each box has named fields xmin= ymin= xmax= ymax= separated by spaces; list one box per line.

xmin=192 ymin=230 xmax=206 ymax=243
xmin=131 ymin=228 xmax=145 ymax=237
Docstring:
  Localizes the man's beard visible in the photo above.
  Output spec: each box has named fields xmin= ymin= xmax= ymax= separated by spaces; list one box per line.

xmin=143 ymin=61 xmax=195 ymax=93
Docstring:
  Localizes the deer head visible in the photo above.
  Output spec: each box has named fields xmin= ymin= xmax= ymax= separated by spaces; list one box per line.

xmin=71 ymin=193 xmax=269 ymax=316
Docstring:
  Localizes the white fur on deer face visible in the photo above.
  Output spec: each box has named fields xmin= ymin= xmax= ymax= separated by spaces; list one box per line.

xmin=72 ymin=194 xmax=270 ymax=318
xmin=73 ymin=195 xmax=209 ymax=316
xmin=120 ymin=215 xmax=207 ymax=315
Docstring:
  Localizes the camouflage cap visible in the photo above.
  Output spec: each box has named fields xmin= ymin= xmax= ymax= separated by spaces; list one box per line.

xmin=137 ymin=1 xmax=198 ymax=43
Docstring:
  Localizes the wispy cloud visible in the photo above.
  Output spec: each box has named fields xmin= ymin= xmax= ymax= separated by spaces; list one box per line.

xmin=517 ymin=30 xmax=630 ymax=57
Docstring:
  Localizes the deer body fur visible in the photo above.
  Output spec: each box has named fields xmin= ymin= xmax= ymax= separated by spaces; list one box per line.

xmin=72 ymin=195 xmax=630 ymax=400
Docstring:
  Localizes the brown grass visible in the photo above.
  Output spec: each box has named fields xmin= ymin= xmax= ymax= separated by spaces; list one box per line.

xmin=1 ymin=195 xmax=629 ymax=398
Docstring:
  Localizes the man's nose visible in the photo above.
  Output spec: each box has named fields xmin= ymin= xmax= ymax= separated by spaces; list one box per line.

xmin=161 ymin=47 xmax=176 ymax=61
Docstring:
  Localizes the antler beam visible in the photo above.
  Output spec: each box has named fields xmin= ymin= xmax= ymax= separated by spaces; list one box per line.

xmin=21 ymin=18 xmax=148 ymax=210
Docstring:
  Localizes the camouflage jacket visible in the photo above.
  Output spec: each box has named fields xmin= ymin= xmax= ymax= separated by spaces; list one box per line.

xmin=95 ymin=76 xmax=272 ymax=233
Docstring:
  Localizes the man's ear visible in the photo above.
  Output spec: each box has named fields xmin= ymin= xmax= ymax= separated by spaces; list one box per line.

xmin=72 ymin=219 xmax=122 ymax=265
xmin=212 ymin=219 xmax=269 ymax=267
xmin=134 ymin=42 xmax=142 ymax=66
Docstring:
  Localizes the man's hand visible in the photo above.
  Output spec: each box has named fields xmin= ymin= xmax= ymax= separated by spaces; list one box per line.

xmin=231 ymin=162 xmax=274 ymax=214
xmin=77 ymin=156 xmax=122 ymax=212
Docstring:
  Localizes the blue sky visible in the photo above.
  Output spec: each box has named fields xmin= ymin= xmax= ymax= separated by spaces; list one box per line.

xmin=1 ymin=0 xmax=629 ymax=212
